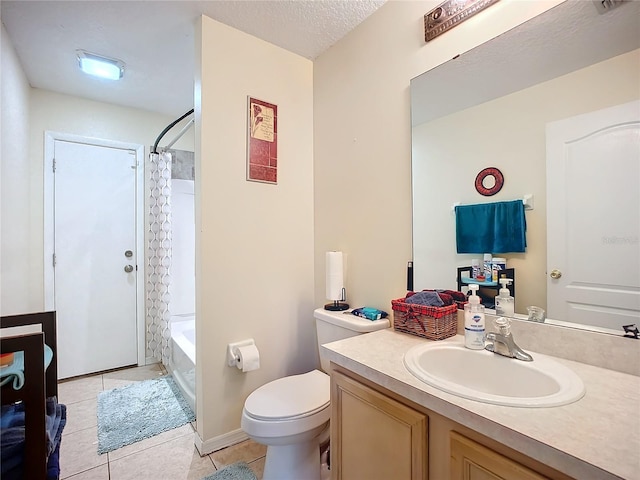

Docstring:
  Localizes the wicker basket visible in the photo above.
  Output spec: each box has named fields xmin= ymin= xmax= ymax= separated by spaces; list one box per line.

xmin=391 ymin=298 xmax=458 ymax=341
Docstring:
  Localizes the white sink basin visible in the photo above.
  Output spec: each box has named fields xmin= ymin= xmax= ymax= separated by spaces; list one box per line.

xmin=403 ymin=337 xmax=585 ymax=407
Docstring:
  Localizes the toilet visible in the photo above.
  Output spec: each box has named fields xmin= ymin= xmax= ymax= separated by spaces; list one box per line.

xmin=241 ymin=308 xmax=390 ymax=480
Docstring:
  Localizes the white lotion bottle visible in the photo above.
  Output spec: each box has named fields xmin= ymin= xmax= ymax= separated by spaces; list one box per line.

xmin=464 ymin=284 xmax=486 ymax=350
xmin=494 ymin=278 xmax=514 ymax=317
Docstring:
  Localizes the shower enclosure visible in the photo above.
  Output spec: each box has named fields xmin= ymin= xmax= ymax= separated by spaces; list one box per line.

xmin=167 ymin=150 xmax=196 ymax=413
xmin=147 ymin=110 xmax=196 ymax=413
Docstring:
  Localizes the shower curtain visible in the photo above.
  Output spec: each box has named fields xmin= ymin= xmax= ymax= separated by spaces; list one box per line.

xmin=146 ymin=151 xmax=172 ymax=366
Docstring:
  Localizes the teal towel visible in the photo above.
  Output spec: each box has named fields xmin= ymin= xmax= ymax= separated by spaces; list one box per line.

xmin=455 ymin=200 xmax=526 ymax=254
xmin=0 ymin=345 xmax=54 ymax=390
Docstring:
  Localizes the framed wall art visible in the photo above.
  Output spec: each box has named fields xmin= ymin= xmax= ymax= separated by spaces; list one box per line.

xmin=247 ymin=97 xmax=278 ymax=184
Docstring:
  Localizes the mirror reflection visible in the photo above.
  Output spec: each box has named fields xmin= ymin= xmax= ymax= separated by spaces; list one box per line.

xmin=410 ymin=0 xmax=639 ymax=333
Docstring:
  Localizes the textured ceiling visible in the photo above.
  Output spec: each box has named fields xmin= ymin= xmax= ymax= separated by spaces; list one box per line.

xmin=1 ymin=0 xmax=386 ymax=117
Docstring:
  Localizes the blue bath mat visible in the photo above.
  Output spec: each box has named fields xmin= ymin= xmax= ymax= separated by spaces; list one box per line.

xmin=97 ymin=375 xmax=195 ymax=454
xmin=201 ymin=462 xmax=257 ymax=480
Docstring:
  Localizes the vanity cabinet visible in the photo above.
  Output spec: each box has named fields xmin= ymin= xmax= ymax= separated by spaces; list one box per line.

xmin=330 ymin=369 xmax=428 ymax=480
xmin=450 ymin=432 xmax=547 ymax=480
xmin=330 ymin=366 xmax=574 ymax=480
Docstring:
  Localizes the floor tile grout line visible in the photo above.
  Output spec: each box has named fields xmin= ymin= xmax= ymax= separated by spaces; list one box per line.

xmin=60 ymin=396 xmax=100 ymax=404
xmin=102 ymin=427 xmax=196 ymax=463
xmin=61 ymin=425 xmax=99 ymax=438
xmin=59 ymin=457 xmax=108 ymax=480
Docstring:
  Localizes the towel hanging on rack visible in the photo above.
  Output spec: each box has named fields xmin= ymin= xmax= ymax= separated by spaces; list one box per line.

xmin=455 ymin=200 xmax=527 ymax=254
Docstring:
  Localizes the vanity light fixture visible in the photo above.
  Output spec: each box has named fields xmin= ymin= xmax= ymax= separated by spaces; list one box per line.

xmin=424 ymin=0 xmax=500 ymax=42
xmin=76 ymin=50 xmax=125 ymax=80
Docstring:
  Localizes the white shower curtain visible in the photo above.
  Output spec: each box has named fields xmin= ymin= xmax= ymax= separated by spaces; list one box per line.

xmin=146 ymin=151 xmax=172 ymax=366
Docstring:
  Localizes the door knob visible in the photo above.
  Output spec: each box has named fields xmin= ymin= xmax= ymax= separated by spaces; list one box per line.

xmin=124 ymin=265 xmax=134 ymax=273
xmin=125 ymin=250 xmax=133 ymax=258
xmin=550 ymin=269 xmax=562 ymax=279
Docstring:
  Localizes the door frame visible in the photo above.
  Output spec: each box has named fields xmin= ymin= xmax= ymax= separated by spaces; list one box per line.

xmin=43 ymin=131 xmax=146 ymax=367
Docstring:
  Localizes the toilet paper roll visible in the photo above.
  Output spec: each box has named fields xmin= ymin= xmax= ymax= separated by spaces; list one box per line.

xmin=235 ymin=344 xmax=260 ymax=372
xmin=326 ymin=251 xmax=345 ymax=301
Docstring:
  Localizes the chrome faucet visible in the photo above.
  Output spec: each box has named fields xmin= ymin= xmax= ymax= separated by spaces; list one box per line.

xmin=485 ymin=317 xmax=533 ymax=362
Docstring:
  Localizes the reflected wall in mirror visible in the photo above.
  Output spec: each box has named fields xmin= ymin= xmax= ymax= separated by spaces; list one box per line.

xmin=411 ymin=0 xmax=639 ymax=333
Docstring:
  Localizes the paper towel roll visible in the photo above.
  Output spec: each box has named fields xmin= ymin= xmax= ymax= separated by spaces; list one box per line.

xmin=235 ymin=344 xmax=260 ymax=372
xmin=326 ymin=251 xmax=345 ymax=301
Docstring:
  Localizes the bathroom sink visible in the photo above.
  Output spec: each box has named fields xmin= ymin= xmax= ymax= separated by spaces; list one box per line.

xmin=403 ymin=337 xmax=585 ymax=407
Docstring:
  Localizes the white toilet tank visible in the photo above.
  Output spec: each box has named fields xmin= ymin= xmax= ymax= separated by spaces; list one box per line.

xmin=314 ymin=308 xmax=390 ymax=372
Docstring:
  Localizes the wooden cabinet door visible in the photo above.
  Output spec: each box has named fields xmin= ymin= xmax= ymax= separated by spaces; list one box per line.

xmin=450 ymin=432 xmax=548 ymax=480
xmin=331 ymin=370 xmax=428 ymax=480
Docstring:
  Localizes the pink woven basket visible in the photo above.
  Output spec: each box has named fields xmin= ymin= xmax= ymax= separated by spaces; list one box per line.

xmin=391 ymin=298 xmax=457 ymax=341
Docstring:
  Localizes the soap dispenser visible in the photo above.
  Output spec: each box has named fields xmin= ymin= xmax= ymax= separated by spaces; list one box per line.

xmin=464 ymin=284 xmax=486 ymax=350
xmin=495 ymin=278 xmax=514 ymax=317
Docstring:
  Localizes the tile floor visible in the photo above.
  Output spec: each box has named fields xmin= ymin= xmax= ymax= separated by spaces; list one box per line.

xmin=58 ymin=364 xmax=266 ymax=480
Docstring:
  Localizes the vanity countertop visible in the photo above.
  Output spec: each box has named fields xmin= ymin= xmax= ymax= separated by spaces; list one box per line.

xmin=321 ymin=328 xmax=640 ymax=480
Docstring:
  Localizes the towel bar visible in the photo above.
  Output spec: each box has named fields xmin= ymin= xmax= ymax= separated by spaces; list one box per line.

xmin=452 ymin=194 xmax=534 ymax=213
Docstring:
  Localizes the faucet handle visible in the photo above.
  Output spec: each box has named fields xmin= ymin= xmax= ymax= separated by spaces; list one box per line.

xmin=623 ymin=324 xmax=639 ymax=339
xmin=494 ymin=316 xmax=511 ymax=335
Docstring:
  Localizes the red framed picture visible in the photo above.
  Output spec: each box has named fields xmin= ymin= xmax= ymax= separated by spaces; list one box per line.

xmin=247 ymin=97 xmax=278 ymax=184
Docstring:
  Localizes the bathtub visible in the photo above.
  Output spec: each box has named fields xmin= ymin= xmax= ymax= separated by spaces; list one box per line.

xmin=168 ymin=315 xmax=196 ymax=413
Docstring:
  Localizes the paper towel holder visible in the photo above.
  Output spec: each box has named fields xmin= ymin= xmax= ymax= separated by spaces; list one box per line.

xmin=227 ymin=339 xmax=256 ymax=367
xmin=325 ymin=251 xmax=349 ymax=311
xmin=325 ymin=288 xmax=349 ymax=311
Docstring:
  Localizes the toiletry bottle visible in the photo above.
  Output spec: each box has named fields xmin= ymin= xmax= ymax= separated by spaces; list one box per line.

xmin=494 ymin=278 xmax=514 ymax=317
xmin=471 ymin=259 xmax=480 ymax=279
xmin=492 ymin=257 xmax=506 ymax=282
xmin=483 ymin=254 xmax=492 ymax=281
xmin=464 ymin=284 xmax=486 ymax=350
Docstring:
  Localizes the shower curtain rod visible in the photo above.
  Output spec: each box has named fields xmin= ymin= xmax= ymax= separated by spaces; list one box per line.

xmin=164 ymin=118 xmax=194 ymax=150
xmin=152 ymin=108 xmax=194 ymax=154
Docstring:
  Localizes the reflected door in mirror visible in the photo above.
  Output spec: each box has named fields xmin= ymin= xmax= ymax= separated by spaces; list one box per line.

xmin=546 ymin=100 xmax=640 ymax=330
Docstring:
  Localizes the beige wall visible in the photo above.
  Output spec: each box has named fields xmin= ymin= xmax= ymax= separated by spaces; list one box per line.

xmin=1 ymin=23 xmax=32 ymax=314
xmin=195 ymin=15 xmax=314 ymax=450
xmin=313 ymin=0 xmax=565 ymax=312
xmin=412 ymin=49 xmax=640 ymax=313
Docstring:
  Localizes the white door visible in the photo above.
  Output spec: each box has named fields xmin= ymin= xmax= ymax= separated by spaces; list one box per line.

xmin=53 ymin=139 xmax=139 ymax=378
xmin=546 ymin=100 xmax=640 ymax=330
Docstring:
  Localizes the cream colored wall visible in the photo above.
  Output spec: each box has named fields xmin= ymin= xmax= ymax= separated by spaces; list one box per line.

xmin=1 ymin=23 xmax=32 ymax=315
xmin=313 ymin=0 xmax=564 ymax=312
xmin=195 ymin=15 xmax=314 ymax=450
xmin=412 ymin=49 xmax=640 ymax=313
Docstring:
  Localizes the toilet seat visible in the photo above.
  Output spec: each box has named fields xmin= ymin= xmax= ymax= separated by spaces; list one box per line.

xmin=245 ymin=370 xmax=330 ymax=421
xmin=242 ymin=370 xmax=330 ymax=439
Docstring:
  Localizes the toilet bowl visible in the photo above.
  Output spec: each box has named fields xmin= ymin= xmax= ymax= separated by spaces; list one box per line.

xmin=241 ymin=370 xmax=330 ymax=480
xmin=241 ymin=309 xmax=390 ymax=480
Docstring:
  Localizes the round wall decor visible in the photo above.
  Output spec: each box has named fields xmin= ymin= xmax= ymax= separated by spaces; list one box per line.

xmin=475 ymin=167 xmax=504 ymax=196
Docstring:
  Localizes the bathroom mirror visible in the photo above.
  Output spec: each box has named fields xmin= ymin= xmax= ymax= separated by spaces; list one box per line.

xmin=410 ymin=0 xmax=640 ymax=334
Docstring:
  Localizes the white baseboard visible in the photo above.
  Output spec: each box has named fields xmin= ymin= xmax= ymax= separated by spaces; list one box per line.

xmin=194 ymin=428 xmax=249 ymax=455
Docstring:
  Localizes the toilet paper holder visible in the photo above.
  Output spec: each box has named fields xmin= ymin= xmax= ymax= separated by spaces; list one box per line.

xmin=227 ymin=339 xmax=257 ymax=367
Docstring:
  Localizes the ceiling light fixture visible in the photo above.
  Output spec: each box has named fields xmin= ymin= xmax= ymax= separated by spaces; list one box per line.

xmin=76 ymin=50 xmax=125 ymax=80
